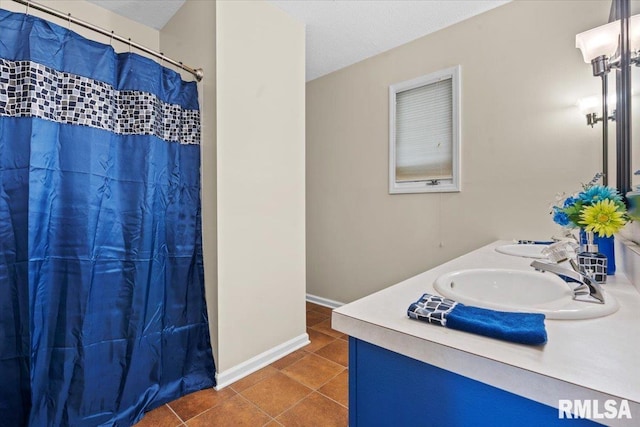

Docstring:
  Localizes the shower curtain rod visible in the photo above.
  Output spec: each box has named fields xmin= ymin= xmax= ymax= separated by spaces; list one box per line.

xmin=10 ymin=0 xmax=204 ymax=81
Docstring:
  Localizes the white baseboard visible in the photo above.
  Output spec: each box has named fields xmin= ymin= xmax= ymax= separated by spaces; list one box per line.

xmin=306 ymin=293 xmax=344 ymax=309
xmin=215 ymin=333 xmax=310 ymax=390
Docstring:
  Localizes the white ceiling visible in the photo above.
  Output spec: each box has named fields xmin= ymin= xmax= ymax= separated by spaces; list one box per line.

xmin=88 ymin=0 xmax=510 ymax=81
xmin=267 ymin=0 xmax=510 ymax=81
xmin=87 ymin=0 xmax=186 ymax=30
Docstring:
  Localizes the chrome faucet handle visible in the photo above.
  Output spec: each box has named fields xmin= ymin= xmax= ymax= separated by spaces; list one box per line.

xmin=530 ymin=260 xmax=605 ymax=304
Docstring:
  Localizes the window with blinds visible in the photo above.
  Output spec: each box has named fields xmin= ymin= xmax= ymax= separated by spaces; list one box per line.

xmin=389 ymin=66 xmax=461 ymax=194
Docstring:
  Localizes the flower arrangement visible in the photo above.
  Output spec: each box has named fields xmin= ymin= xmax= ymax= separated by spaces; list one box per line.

xmin=551 ymin=174 xmax=630 ymax=237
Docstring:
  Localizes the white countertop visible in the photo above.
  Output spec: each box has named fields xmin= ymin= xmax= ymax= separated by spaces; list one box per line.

xmin=333 ymin=240 xmax=640 ymax=425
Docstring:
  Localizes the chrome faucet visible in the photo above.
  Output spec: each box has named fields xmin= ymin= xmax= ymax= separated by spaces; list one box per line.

xmin=530 ymin=260 xmax=605 ymax=304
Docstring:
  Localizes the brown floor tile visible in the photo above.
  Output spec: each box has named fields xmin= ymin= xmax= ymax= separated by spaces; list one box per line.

xmin=315 ymin=339 xmax=348 ymax=367
xmin=230 ymin=366 xmax=279 ymax=393
xmin=276 ymin=392 xmax=348 ymax=427
xmin=309 ymin=319 xmax=343 ymax=338
xmin=305 ymin=329 xmax=336 ymax=353
xmin=307 ymin=304 xmax=333 ymax=316
xmin=134 ymin=404 xmax=182 ymax=427
xmin=306 ymin=310 xmax=330 ymax=327
xmin=135 ymin=302 xmax=352 ymax=426
xmin=282 ymin=354 xmax=345 ymax=390
xmin=168 ymin=387 xmax=235 ymax=422
xmin=240 ymin=372 xmax=312 ymax=417
xmin=186 ymin=394 xmax=271 ymax=427
xmin=318 ymin=370 xmax=348 ymax=407
xmin=270 ymin=348 xmax=309 ymax=370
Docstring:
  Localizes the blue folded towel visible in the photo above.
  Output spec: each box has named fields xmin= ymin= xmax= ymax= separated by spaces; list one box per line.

xmin=407 ymin=293 xmax=547 ymax=346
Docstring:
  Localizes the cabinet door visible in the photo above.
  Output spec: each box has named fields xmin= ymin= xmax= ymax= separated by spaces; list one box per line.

xmin=349 ymin=338 xmax=601 ymax=427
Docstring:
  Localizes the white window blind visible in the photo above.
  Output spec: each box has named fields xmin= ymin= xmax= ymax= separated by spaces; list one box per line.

xmin=389 ymin=65 xmax=460 ymax=194
xmin=395 ymin=79 xmax=452 ymax=182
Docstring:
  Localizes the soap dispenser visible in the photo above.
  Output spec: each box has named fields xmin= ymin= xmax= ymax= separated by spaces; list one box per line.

xmin=577 ymin=232 xmax=607 ymax=284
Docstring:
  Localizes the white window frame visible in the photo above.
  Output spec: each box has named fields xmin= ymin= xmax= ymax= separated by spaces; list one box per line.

xmin=389 ymin=65 xmax=461 ymax=194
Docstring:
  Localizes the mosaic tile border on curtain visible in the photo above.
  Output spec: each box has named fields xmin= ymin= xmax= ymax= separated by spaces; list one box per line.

xmin=0 ymin=58 xmax=201 ymax=145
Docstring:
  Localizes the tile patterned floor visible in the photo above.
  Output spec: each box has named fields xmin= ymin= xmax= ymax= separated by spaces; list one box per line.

xmin=134 ymin=302 xmax=348 ymax=427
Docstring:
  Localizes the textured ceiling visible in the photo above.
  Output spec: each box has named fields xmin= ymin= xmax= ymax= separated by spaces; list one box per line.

xmin=266 ymin=0 xmax=510 ymax=81
xmin=86 ymin=0 xmax=185 ymax=30
xmin=87 ymin=0 xmax=510 ymax=81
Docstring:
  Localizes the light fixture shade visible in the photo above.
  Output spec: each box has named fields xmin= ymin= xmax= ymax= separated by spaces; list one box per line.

xmin=576 ymin=94 xmax=616 ymax=116
xmin=576 ymin=20 xmax=620 ymax=63
xmin=577 ymin=96 xmax=600 ymax=115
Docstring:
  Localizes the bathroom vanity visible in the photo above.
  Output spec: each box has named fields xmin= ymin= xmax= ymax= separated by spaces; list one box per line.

xmin=332 ymin=240 xmax=640 ymax=426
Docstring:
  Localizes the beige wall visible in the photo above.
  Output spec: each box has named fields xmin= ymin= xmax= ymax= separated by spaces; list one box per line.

xmin=306 ymin=0 xmax=613 ymax=303
xmin=216 ymin=0 xmax=306 ymax=372
xmin=0 ymin=0 xmax=159 ymax=51
xmin=163 ymin=0 xmax=306 ymax=380
xmin=163 ymin=0 xmax=307 ymax=380
xmin=160 ymin=0 xmax=219 ymax=367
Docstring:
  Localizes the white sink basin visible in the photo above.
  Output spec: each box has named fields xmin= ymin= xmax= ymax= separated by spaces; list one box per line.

xmin=433 ymin=268 xmax=619 ymax=320
xmin=495 ymin=244 xmax=549 ymax=259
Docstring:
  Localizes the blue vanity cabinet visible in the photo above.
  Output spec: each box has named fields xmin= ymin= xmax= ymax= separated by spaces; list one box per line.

xmin=348 ymin=337 xmax=601 ymax=427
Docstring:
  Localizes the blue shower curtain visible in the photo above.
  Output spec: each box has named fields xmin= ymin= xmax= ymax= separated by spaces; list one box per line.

xmin=0 ymin=9 xmax=216 ymax=426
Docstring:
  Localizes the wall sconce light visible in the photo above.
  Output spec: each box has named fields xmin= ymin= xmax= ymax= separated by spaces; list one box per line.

xmin=576 ymin=20 xmax=620 ymax=74
xmin=577 ymin=95 xmax=616 ymax=127
xmin=576 ymin=15 xmax=640 ymax=73
xmin=575 ymin=15 xmax=640 ymax=186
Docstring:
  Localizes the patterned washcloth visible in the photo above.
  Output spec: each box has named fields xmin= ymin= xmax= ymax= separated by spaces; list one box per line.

xmin=407 ymin=293 xmax=547 ymax=346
